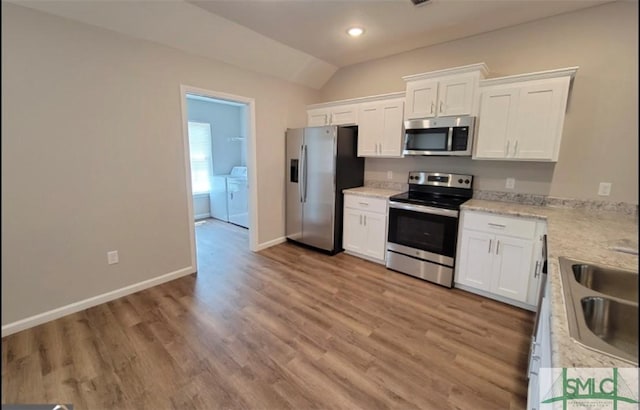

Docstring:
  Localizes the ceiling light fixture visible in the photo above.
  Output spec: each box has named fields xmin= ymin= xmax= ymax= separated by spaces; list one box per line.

xmin=347 ymin=27 xmax=364 ymax=37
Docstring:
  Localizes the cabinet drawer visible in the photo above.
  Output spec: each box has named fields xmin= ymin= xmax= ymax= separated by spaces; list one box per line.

xmin=463 ymin=211 xmax=536 ymax=239
xmin=344 ymin=195 xmax=387 ymax=214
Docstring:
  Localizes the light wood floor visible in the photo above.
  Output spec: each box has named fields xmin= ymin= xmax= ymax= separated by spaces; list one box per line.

xmin=2 ymin=218 xmax=534 ymax=409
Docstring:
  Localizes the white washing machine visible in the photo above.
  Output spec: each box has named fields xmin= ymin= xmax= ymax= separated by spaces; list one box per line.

xmin=227 ymin=176 xmax=249 ymax=228
xmin=209 ymin=166 xmax=248 ymax=227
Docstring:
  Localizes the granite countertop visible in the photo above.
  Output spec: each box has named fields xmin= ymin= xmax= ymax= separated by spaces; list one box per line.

xmin=462 ymin=199 xmax=638 ymax=368
xmin=342 ymin=186 xmax=403 ymax=199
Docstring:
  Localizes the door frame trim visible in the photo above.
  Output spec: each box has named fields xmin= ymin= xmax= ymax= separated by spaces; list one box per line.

xmin=179 ymin=85 xmax=259 ymax=264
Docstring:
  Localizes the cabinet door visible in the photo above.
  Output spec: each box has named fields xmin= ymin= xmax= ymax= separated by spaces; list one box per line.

xmin=363 ymin=211 xmax=386 ymax=261
xmin=405 ymin=79 xmax=438 ymax=119
xmin=343 ymin=208 xmax=365 ymax=253
xmin=456 ymin=229 xmax=494 ymax=291
xmin=438 ymin=76 xmax=475 ymax=116
xmin=491 ymin=235 xmax=535 ymax=302
xmin=514 ymin=78 xmax=569 ymax=161
xmin=307 ymin=109 xmax=329 ymax=127
xmin=357 ymin=103 xmax=381 ymax=157
xmin=330 ymin=104 xmax=359 ymax=125
xmin=474 ymin=87 xmax=520 ymax=159
xmin=379 ymin=99 xmax=404 ymax=157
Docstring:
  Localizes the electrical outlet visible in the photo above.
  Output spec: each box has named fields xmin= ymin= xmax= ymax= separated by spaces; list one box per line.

xmin=505 ymin=178 xmax=515 ymax=189
xmin=598 ymin=182 xmax=612 ymax=196
xmin=387 ymin=171 xmax=393 ymax=180
xmin=107 ymin=250 xmax=119 ymax=265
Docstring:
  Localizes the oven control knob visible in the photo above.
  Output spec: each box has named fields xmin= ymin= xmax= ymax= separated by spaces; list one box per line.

xmin=464 ymin=179 xmax=470 ymax=184
xmin=458 ymin=179 xmax=463 ymax=184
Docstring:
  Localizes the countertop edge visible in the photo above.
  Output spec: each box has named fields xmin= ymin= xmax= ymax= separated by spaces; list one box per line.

xmin=342 ymin=187 xmax=403 ymax=199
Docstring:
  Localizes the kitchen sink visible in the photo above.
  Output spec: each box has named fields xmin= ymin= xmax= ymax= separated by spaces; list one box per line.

xmin=559 ymin=257 xmax=639 ymax=364
xmin=572 ymin=263 xmax=638 ymax=303
xmin=581 ymin=297 xmax=638 ymax=359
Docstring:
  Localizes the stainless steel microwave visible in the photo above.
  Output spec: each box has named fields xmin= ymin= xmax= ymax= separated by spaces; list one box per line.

xmin=403 ymin=116 xmax=475 ymax=156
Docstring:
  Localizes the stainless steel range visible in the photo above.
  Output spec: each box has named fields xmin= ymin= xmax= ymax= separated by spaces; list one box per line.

xmin=386 ymin=171 xmax=473 ymax=287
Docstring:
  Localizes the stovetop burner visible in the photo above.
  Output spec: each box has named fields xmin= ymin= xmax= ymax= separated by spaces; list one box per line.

xmin=389 ymin=191 xmax=470 ymax=210
xmin=389 ymin=171 xmax=474 ymax=210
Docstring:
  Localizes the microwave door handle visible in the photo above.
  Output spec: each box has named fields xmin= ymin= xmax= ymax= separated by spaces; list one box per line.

xmin=447 ymin=127 xmax=453 ymax=151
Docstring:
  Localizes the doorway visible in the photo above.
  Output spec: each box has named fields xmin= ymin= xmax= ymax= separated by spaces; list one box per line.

xmin=180 ymin=86 xmax=258 ymax=265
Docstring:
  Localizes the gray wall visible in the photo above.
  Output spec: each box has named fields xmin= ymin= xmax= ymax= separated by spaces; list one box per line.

xmin=186 ymin=98 xmax=244 ymax=175
xmin=319 ymin=1 xmax=639 ymax=204
xmin=1 ymin=3 xmax=316 ymax=326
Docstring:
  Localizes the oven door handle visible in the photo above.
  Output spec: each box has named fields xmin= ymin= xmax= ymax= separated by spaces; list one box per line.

xmin=389 ymin=201 xmax=459 ymax=218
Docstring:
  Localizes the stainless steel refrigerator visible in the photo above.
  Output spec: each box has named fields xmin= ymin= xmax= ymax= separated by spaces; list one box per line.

xmin=286 ymin=126 xmax=364 ymax=254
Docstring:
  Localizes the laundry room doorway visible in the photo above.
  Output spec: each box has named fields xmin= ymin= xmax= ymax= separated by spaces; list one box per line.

xmin=180 ymin=86 xmax=258 ymax=262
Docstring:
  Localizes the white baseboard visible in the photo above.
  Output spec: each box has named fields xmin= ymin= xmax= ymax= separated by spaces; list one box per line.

xmin=1 ymin=265 xmax=196 ymax=337
xmin=255 ymin=236 xmax=286 ymax=251
xmin=194 ymin=213 xmax=210 ymax=220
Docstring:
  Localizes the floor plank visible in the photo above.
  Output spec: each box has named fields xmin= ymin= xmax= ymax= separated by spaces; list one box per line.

xmin=2 ymin=218 xmax=534 ymax=409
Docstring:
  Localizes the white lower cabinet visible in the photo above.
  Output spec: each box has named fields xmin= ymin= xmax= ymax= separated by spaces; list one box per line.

xmin=343 ymin=194 xmax=387 ymax=263
xmin=455 ymin=210 xmax=546 ymax=309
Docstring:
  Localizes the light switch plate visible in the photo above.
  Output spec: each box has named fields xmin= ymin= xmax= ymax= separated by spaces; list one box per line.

xmin=505 ymin=178 xmax=515 ymax=189
xmin=107 ymin=250 xmax=119 ymax=265
xmin=598 ymin=182 xmax=612 ymax=196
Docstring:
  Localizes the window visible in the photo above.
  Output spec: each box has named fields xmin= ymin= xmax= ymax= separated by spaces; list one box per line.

xmin=188 ymin=121 xmax=213 ymax=194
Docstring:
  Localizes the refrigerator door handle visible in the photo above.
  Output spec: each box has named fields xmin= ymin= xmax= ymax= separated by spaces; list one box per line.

xmin=299 ymin=145 xmax=304 ymax=202
xmin=303 ymin=144 xmax=309 ymax=202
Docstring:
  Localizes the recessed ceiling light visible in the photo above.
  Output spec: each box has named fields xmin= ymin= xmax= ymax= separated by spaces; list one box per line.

xmin=347 ymin=27 xmax=364 ymax=37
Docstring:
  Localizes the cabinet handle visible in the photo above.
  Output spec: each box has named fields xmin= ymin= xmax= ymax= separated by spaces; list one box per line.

xmin=513 ymin=140 xmax=518 ymax=156
xmin=529 ymin=356 xmax=541 ymax=376
xmin=359 ymin=202 xmax=369 ymax=206
xmin=488 ymin=222 xmax=506 ymax=228
xmin=505 ymin=140 xmax=510 ymax=156
xmin=496 ymin=240 xmax=500 ymax=255
xmin=488 ymin=239 xmax=492 ymax=253
xmin=534 ymin=261 xmax=540 ymax=278
xmin=439 ymin=101 xmax=444 ymax=113
xmin=364 ymin=215 xmax=367 ymax=226
xmin=359 ymin=215 xmax=363 ymax=225
xmin=430 ymin=102 xmax=435 ymax=114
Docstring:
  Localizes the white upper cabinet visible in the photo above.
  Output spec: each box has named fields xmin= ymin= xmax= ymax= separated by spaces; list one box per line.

xmin=307 ymin=103 xmax=359 ymax=127
xmin=357 ymin=98 xmax=404 ymax=158
xmin=307 ymin=92 xmax=405 ymax=158
xmin=403 ymin=63 xmax=488 ymax=120
xmin=404 ymin=79 xmax=438 ymax=119
xmin=474 ymin=67 xmax=578 ymax=162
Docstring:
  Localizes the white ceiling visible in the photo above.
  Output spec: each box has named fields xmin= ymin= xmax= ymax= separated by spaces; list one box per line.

xmin=190 ymin=0 xmax=612 ymax=67
xmin=11 ymin=0 xmax=614 ymax=89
